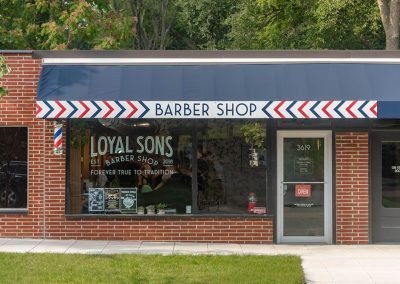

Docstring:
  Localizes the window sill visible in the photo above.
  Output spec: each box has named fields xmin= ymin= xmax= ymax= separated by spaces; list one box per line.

xmin=65 ymin=213 xmax=273 ymax=219
xmin=0 ymin=209 xmax=28 ymax=214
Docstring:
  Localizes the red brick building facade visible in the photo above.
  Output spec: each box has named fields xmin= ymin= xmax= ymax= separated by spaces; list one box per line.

xmin=0 ymin=51 xmax=393 ymax=244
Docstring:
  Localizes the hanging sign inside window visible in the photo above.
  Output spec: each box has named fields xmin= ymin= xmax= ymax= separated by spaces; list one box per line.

xmin=295 ymin=184 xmax=311 ymax=198
xmin=88 ymin=188 xmax=105 ymax=212
xmin=392 ymin=166 xmax=400 ymax=173
xmin=120 ymin=188 xmax=138 ymax=212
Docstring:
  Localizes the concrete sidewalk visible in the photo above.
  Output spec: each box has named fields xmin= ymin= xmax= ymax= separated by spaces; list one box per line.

xmin=1 ymin=238 xmax=400 ymax=283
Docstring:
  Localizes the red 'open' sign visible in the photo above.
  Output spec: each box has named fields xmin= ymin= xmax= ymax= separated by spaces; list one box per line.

xmin=295 ymin=184 xmax=311 ymax=197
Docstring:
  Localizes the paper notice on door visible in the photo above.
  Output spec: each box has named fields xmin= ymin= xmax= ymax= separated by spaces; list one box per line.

xmin=295 ymin=184 xmax=311 ymax=197
xmin=294 ymin=157 xmax=313 ymax=175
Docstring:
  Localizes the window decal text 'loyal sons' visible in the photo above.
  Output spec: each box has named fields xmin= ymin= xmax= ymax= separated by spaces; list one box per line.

xmin=90 ymin=136 xmax=173 ymax=158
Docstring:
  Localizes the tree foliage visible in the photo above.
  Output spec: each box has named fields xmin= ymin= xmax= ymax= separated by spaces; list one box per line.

xmin=0 ymin=0 xmax=133 ymax=49
xmin=0 ymin=0 xmax=388 ymax=50
xmin=109 ymin=0 xmax=177 ymax=50
xmin=228 ymin=0 xmax=385 ymax=49
xmin=171 ymin=0 xmax=238 ymax=49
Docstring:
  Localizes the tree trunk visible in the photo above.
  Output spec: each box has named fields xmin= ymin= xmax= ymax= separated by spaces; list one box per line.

xmin=128 ymin=0 xmax=173 ymax=50
xmin=386 ymin=34 xmax=399 ymax=49
xmin=377 ymin=0 xmax=400 ymax=50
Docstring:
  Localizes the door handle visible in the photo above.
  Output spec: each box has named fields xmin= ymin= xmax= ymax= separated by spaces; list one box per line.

xmin=283 ymin=184 xmax=287 ymax=196
xmin=280 ymin=181 xmax=326 ymax=184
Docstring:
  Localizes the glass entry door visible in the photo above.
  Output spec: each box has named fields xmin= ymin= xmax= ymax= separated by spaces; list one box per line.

xmin=277 ymin=131 xmax=332 ymax=243
xmin=372 ymin=132 xmax=400 ymax=242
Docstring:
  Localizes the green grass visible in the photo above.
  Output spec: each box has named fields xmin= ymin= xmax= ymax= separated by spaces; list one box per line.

xmin=0 ymin=253 xmax=304 ymax=284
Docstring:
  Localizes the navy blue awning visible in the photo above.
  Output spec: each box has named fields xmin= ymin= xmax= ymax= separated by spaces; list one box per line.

xmin=36 ymin=63 xmax=400 ymax=119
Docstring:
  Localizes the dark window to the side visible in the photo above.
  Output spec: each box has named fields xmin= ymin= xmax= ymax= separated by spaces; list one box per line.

xmin=0 ymin=127 xmax=28 ymax=209
xmin=382 ymin=142 xmax=400 ymax=208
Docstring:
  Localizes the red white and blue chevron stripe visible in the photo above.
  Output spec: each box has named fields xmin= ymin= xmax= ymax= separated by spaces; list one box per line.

xmin=36 ymin=100 xmax=377 ymax=119
xmin=262 ymin=100 xmax=377 ymax=119
xmin=37 ymin=101 xmax=148 ymax=119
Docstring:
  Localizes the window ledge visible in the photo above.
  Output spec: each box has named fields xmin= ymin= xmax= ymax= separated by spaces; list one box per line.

xmin=0 ymin=209 xmax=28 ymax=214
xmin=65 ymin=213 xmax=273 ymax=219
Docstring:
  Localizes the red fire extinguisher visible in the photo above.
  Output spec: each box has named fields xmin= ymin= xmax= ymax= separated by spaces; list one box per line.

xmin=247 ymin=192 xmax=257 ymax=213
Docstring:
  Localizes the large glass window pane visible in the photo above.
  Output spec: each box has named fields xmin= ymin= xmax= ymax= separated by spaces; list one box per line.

xmin=0 ymin=127 xmax=28 ymax=209
xmin=68 ymin=119 xmax=192 ymax=215
xmin=382 ymin=142 xmax=400 ymax=208
xmin=196 ymin=120 xmax=267 ymax=214
xmin=283 ymin=183 xmax=324 ymax=236
xmin=284 ymin=138 xmax=324 ymax=182
xmin=283 ymin=137 xmax=324 ymax=236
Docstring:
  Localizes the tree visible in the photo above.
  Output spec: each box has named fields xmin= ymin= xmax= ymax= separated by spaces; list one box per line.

xmin=226 ymin=0 xmax=270 ymax=49
xmin=0 ymin=0 xmax=134 ymax=49
xmin=171 ymin=0 xmax=238 ymax=49
xmin=0 ymin=0 xmax=239 ymax=51
xmin=106 ymin=0 xmax=176 ymax=50
xmin=127 ymin=0 xmax=176 ymax=50
xmin=377 ymin=0 xmax=400 ymax=49
xmin=314 ymin=0 xmax=384 ymax=49
xmin=227 ymin=0 xmax=384 ymax=49
xmin=0 ymin=0 xmax=388 ymax=50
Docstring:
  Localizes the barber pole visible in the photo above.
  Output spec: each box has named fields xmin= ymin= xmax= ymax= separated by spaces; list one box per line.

xmin=54 ymin=122 xmax=63 ymax=155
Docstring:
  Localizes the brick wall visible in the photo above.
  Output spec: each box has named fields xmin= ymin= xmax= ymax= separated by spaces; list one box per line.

xmin=0 ymin=53 xmax=273 ymax=244
xmin=48 ymin=217 xmax=273 ymax=243
xmin=0 ymin=53 xmax=44 ymax=238
xmin=335 ymin=132 xmax=369 ymax=244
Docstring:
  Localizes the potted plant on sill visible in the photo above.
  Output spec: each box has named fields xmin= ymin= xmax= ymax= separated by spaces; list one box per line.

xmin=240 ymin=122 xmax=265 ymax=167
xmin=156 ymin=203 xmax=167 ymax=215
xmin=146 ymin=205 xmax=155 ymax=215
xmin=137 ymin=206 xmax=145 ymax=215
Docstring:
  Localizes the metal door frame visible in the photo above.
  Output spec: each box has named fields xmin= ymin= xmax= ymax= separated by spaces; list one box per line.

xmin=277 ymin=130 xmax=332 ymax=243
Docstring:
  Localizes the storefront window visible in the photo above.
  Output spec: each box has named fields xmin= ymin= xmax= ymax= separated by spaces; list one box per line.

xmin=68 ymin=119 xmax=193 ymax=215
xmin=196 ymin=120 xmax=267 ymax=214
xmin=68 ymin=119 xmax=268 ymax=216
xmin=0 ymin=127 xmax=28 ymax=209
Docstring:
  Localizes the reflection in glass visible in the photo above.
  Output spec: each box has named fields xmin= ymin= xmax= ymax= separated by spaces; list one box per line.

xmin=196 ymin=120 xmax=267 ymax=214
xmin=284 ymin=138 xmax=324 ymax=182
xmin=0 ymin=127 xmax=28 ymax=208
xmin=283 ymin=137 xmax=325 ymax=236
xmin=68 ymin=119 xmax=269 ymax=215
xmin=283 ymin=184 xmax=324 ymax=236
xmin=382 ymin=142 xmax=400 ymax=208
xmin=68 ymin=119 xmax=192 ymax=214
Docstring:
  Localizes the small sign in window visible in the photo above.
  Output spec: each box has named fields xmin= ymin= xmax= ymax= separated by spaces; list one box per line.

xmin=295 ymin=184 xmax=312 ymax=198
xmin=120 ymin=188 xmax=137 ymax=213
xmin=88 ymin=188 xmax=105 ymax=212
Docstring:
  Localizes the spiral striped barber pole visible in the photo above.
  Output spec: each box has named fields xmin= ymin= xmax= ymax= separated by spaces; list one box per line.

xmin=54 ymin=123 xmax=63 ymax=155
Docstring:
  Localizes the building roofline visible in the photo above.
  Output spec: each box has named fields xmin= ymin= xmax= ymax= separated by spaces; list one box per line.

xmin=0 ymin=49 xmax=398 ymax=59
xmin=1 ymin=49 xmax=400 ymax=64
xmin=0 ymin=50 xmax=33 ymax=54
xmin=32 ymin=50 xmax=400 ymax=59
